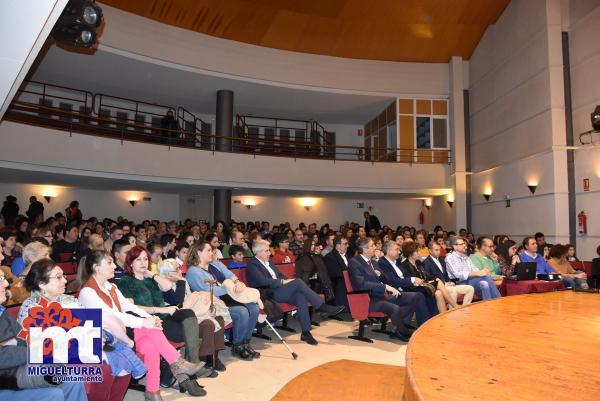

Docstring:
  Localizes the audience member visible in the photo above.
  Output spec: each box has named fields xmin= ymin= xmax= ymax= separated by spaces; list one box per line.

xmin=347 ymin=238 xmax=415 ymax=342
xmin=50 ymin=223 xmax=79 ymax=262
xmin=222 ymin=231 xmax=253 ymax=258
xmin=111 ymin=239 xmax=132 ymax=280
xmin=227 ymin=245 xmax=248 ymax=269
xmin=104 ymin=225 xmax=124 ymax=253
xmin=376 ymin=241 xmax=432 ymax=324
xmin=186 ymin=242 xmax=260 ymax=360
xmin=547 ymin=244 xmax=588 ymax=289
xmin=294 ymin=238 xmax=334 ymax=302
xmin=519 ymin=237 xmax=555 ymax=274
xmin=323 ymin=236 xmax=350 ymax=308
xmin=1 ymin=196 xmax=19 ymax=227
xmin=445 ymin=237 xmax=501 ymax=300
xmin=288 ymin=229 xmax=305 ymax=258
xmin=247 ymin=239 xmax=344 ymax=345
xmin=496 ymin=239 xmax=520 ymax=277
xmin=65 ymin=200 xmax=83 ymax=226
xmin=566 ymin=244 xmax=579 ymax=262
xmin=422 ymin=242 xmax=474 ymax=306
xmin=78 ymin=250 xmax=208 ymax=400
xmin=534 ymin=232 xmax=552 ymax=255
xmin=364 ymin=211 xmax=382 ymax=233
xmin=272 ymin=238 xmax=295 ymax=265
xmin=470 ymin=237 xmax=503 ymax=283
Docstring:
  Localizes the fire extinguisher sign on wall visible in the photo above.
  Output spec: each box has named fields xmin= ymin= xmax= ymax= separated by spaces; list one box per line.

xmin=578 ymin=211 xmax=587 ymax=235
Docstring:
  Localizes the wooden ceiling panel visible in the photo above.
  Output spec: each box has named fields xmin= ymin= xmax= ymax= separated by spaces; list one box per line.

xmin=99 ymin=0 xmax=511 ymax=62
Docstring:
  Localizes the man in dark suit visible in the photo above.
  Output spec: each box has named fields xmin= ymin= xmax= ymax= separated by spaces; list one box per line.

xmin=364 ymin=211 xmax=381 ymax=233
xmin=246 ymin=239 xmax=344 ymax=345
xmin=323 ymin=236 xmax=350 ymax=308
xmin=422 ymin=242 xmax=474 ymax=305
xmin=377 ymin=241 xmax=432 ymax=326
xmin=347 ymin=238 xmax=416 ymax=342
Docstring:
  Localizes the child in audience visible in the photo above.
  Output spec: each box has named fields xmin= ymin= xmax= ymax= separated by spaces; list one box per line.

xmin=227 ymin=245 xmax=247 ymax=269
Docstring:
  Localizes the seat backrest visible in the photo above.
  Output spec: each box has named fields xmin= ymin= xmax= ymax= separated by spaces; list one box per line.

xmin=570 ymin=261 xmax=584 ymax=271
xmin=58 ymin=261 xmax=78 ymax=275
xmin=343 ymin=270 xmax=354 ymax=292
xmin=232 ymin=267 xmax=248 ymax=286
xmin=583 ymin=261 xmax=593 ymax=276
xmin=276 ymin=263 xmax=295 ymax=279
xmin=221 ymin=258 xmax=233 ymax=267
xmin=58 ymin=252 xmax=74 ymax=262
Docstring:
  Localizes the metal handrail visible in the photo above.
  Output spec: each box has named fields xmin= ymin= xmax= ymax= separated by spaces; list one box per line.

xmin=16 ymin=80 xmax=93 ymax=110
xmin=7 ymin=100 xmax=452 ymax=164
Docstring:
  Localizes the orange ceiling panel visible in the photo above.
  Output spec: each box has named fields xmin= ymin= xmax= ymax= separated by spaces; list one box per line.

xmin=99 ymin=0 xmax=510 ymax=62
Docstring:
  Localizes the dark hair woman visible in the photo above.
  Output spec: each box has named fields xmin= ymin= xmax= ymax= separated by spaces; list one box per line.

xmin=77 ymin=250 xmax=209 ymax=400
xmin=294 ymin=237 xmax=334 ymax=302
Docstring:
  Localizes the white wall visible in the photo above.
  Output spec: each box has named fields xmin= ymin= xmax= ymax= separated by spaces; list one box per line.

xmin=469 ymin=0 xmax=570 ymax=245
xmin=568 ymin=0 xmax=600 ymax=260
xmin=0 ymin=121 xmax=451 ymax=194
xmin=0 ymin=0 xmax=68 ymax=118
xmin=0 ymin=182 xmax=180 ymax=222
xmin=97 ymin=4 xmax=449 ymax=97
xmin=231 ymin=195 xmax=428 ymax=230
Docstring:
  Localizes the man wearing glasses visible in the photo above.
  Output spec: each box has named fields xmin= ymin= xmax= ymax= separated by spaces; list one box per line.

xmin=445 ymin=237 xmax=501 ymax=300
xmin=323 ymin=236 xmax=350 ymax=308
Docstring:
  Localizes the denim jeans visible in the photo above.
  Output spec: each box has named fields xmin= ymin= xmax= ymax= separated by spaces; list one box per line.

xmin=228 ymin=302 xmax=259 ymax=345
xmin=458 ymin=276 xmax=501 ymax=300
xmin=0 ymin=382 xmax=87 ymax=401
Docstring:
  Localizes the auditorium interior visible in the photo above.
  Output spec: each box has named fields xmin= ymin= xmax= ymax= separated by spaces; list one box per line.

xmin=0 ymin=1 xmax=599 ymax=401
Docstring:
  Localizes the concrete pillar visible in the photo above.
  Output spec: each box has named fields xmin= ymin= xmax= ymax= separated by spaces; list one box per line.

xmin=449 ymin=56 xmax=468 ymax=231
xmin=215 ymin=90 xmax=233 ymax=152
xmin=213 ymin=189 xmax=231 ymax=225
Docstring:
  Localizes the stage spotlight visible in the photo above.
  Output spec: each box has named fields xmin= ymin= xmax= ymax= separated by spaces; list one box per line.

xmin=592 ymin=105 xmax=600 ymax=131
xmin=52 ymin=0 xmax=103 ymax=48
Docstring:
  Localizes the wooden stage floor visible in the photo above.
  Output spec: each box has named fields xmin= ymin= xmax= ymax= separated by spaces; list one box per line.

xmin=404 ymin=291 xmax=600 ymax=401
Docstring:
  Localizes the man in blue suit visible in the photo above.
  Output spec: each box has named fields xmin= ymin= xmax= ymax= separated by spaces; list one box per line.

xmin=422 ymin=242 xmax=474 ymax=306
xmin=377 ymin=241 xmax=432 ymax=326
xmin=246 ymin=239 xmax=344 ymax=345
xmin=348 ymin=238 xmax=416 ymax=342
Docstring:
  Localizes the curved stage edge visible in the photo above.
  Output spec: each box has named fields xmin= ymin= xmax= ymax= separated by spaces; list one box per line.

xmin=403 ymin=291 xmax=600 ymax=401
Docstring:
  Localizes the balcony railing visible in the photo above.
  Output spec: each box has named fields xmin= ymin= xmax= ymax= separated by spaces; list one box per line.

xmin=5 ymin=80 xmax=451 ymax=164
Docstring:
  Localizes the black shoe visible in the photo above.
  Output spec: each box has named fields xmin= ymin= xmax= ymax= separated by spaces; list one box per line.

xmin=244 ymin=344 xmax=261 ymax=359
xmin=213 ymin=356 xmax=226 ymax=371
xmin=316 ymin=304 xmax=345 ymax=318
xmin=300 ymin=331 xmax=318 ymax=345
xmin=389 ymin=330 xmax=411 ymax=342
xmin=231 ymin=345 xmax=253 ymax=360
xmin=179 ymin=377 xmax=207 ymax=397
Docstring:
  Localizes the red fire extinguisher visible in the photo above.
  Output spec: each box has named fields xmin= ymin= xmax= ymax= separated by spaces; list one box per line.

xmin=419 ymin=211 xmax=424 ymax=225
xmin=578 ymin=211 xmax=587 ymax=235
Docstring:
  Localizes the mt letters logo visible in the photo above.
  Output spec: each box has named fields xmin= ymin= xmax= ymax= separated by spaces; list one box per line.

xmin=18 ymin=299 xmax=102 ymax=364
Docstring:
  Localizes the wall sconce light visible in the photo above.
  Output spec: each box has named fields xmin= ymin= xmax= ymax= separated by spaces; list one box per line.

xmin=424 ymin=198 xmax=432 ymax=210
xmin=44 ymin=195 xmax=53 ymax=203
xmin=483 ymin=193 xmax=491 ymax=201
xmin=242 ymin=200 xmax=256 ymax=210
xmin=446 ymin=200 xmax=454 ymax=208
xmin=300 ymin=198 xmax=317 ymax=211
xmin=128 ymin=200 xmax=137 ymax=207
xmin=528 ymin=185 xmax=537 ymax=195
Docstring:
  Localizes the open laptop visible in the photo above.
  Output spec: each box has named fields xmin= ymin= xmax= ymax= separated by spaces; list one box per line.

xmin=509 ymin=262 xmax=537 ymax=281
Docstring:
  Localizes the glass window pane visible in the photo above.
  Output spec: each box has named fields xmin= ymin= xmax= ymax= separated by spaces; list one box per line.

xmin=388 ymin=122 xmax=397 ymax=149
xmin=432 ymin=118 xmax=447 ymax=148
xmin=416 ymin=117 xmax=430 ymax=149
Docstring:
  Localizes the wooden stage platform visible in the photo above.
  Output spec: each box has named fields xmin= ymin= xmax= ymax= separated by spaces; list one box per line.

xmin=404 ymin=291 xmax=600 ymax=401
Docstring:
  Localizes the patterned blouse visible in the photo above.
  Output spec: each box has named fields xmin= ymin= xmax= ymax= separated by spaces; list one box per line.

xmin=497 ymin=255 xmax=515 ymax=277
xmin=17 ymin=291 xmax=81 ymax=325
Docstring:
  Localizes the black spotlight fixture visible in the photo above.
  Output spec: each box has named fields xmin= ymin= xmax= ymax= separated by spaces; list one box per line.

xmin=592 ymin=105 xmax=600 ymax=131
xmin=52 ymin=0 xmax=103 ymax=48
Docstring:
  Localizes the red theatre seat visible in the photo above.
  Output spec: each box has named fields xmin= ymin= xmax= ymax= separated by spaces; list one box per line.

xmin=342 ymin=271 xmax=391 ymax=343
xmin=58 ymin=261 xmax=78 ymax=275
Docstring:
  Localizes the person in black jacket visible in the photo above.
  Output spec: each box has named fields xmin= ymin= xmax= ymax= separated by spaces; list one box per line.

xmin=246 ymin=239 xmax=344 ymax=346
xmin=364 ymin=211 xmax=381 ymax=233
xmin=294 ymin=238 xmax=334 ymax=302
xmin=1 ymin=196 xmax=19 ymax=227
xmin=323 ymin=236 xmax=350 ymax=308
xmin=25 ymin=196 xmax=44 ymax=225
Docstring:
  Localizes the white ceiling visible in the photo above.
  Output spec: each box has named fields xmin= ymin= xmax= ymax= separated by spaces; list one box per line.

xmin=27 ymin=45 xmax=395 ymax=124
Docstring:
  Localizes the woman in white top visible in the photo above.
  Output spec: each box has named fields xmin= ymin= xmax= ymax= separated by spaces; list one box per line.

xmin=77 ymin=250 xmax=208 ymax=401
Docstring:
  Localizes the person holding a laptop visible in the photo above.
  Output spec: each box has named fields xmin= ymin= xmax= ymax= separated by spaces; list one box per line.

xmin=519 ymin=237 xmax=556 ymax=275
